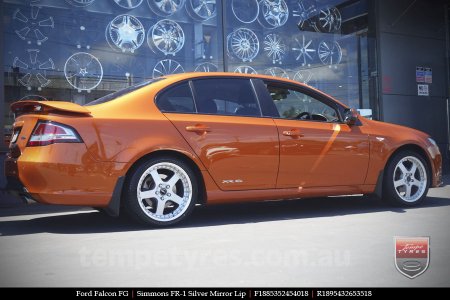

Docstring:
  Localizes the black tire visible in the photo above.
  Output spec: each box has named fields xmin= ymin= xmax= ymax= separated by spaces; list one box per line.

xmin=383 ymin=150 xmax=430 ymax=207
xmin=123 ymin=156 xmax=198 ymax=226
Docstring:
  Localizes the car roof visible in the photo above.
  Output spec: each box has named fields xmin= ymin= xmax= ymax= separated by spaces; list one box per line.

xmin=162 ymin=72 xmax=348 ymax=108
xmin=163 ymin=72 xmax=306 ymax=85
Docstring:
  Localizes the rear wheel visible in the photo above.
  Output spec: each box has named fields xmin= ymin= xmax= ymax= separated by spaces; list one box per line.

xmin=123 ymin=156 xmax=198 ymax=226
xmin=383 ymin=151 xmax=429 ymax=206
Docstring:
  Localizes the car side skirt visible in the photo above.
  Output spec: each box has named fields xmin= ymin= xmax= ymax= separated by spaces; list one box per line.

xmin=205 ymin=185 xmax=376 ymax=204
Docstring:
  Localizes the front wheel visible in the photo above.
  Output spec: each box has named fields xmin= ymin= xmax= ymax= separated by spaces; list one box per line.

xmin=123 ymin=157 xmax=198 ymax=226
xmin=383 ymin=151 xmax=429 ymax=206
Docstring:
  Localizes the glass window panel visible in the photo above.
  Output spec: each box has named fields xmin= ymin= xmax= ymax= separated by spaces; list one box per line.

xmin=156 ymin=81 xmax=195 ymax=113
xmin=192 ymin=78 xmax=260 ymax=117
xmin=265 ymin=82 xmax=339 ymax=122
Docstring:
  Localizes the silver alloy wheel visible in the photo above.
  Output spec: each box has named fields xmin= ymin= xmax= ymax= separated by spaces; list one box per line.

xmin=264 ymin=67 xmax=289 ymax=79
xmin=292 ymin=35 xmax=316 ymax=67
xmin=107 ymin=14 xmax=145 ymax=53
xmin=64 ymin=52 xmax=103 ymax=92
xmin=234 ymin=65 xmax=257 ymax=74
xmin=393 ymin=156 xmax=427 ymax=202
xmin=227 ymin=28 xmax=260 ymax=62
xmin=187 ymin=0 xmax=217 ymax=20
xmin=232 ymin=0 xmax=259 ymax=24
xmin=195 ymin=62 xmax=218 ymax=72
xmin=292 ymin=0 xmax=317 ymax=30
xmin=263 ymin=33 xmax=287 ymax=64
xmin=152 ymin=59 xmax=184 ymax=78
xmin=315 ymin=6 xmax=341 ymax=33
xmin=318 ymin=40 xmax=342 ymax=66
xmin=148 ymin=19 xmax=185 ymax=56
xmin=148 ymin=0 xmax=185 ymax=17
xmin=137 ymin=162 xmax=192 ymax=222
xmin=258 ymin=0 xmax=289 ymax=29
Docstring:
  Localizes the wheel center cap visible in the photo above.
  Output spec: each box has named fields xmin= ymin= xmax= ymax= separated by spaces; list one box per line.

xmin=160 ymin=188 xmax=167 ymax=196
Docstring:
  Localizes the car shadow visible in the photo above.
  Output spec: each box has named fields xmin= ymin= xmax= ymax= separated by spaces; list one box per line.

xmin=1 ymin=195 xmax=450 ymax=236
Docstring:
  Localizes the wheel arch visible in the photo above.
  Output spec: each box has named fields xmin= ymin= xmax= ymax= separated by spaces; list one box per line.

xmin=387 ymin=144 xmax=432 ymax=177
xmin=122 ymin=149 xmax=207 ymax=205
xmin=374 ymin=143 xmax=432 ymax=198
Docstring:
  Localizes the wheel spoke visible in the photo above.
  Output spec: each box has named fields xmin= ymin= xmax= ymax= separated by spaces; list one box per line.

xmin=166 ymin=173 xmax=180 ymax=187
xmin=170 ymin=194 xmax=183 ymax=204
xmin=397 ymin=162 xmax=408 ymax=175
xmin=149 ymin=170 xmax=162 ymax=185
xmin=410 ymin=163 xmax=417 ymax=176
xmin=139 ymin=190 xmax=156 ymax=199
xmin=405 ymin=185 xmax=412 ymax=198
xmin=411 ymin=180 xmax=421 ymax=187
xmin=155 ymin=200 xmax=166 ymax=215
xmin=394 ymin=180 xmax=404 ymax=188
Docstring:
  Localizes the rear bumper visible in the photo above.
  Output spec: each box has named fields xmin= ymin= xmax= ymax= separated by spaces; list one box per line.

xmin=4 ymin=144 xmax=129 ymax=206
xmin=2 ymin=155 xmax=35 ymax=203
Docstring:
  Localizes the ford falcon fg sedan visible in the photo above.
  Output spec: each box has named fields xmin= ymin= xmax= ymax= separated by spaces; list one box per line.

xmin=4 ymin=73 xmax=443 ymax=226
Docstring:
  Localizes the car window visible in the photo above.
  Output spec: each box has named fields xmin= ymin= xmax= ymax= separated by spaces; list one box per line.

xmin=266 ymin=84 xmax=339 ymax=122
xmin=86 ymin=78 xmax=164 ymax=106
xmin=156 ymin=82 xmax=195 ymax=113
xmin=192 ymin=78 xmax=261 ymax=117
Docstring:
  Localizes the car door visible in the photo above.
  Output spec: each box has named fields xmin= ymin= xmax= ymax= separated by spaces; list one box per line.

xmin=157 ymin=78 xmax=279 ymax=191
xmin=258 ymin=80 xmax=370 ymax=188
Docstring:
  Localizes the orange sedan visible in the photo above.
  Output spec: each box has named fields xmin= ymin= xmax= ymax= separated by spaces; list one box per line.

xmin=3 ymin=73 xmax=443 ymax=226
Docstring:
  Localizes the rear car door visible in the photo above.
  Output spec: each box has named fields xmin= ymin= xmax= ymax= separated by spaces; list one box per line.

xmin=256 ymin=79 xmax=370 ymax=188
xmin=158 ymin=78 xmax=279 ymax=191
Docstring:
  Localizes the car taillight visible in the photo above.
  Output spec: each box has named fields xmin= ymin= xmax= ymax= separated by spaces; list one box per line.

xmin=27 ymin=121 xmax=82 ymax=147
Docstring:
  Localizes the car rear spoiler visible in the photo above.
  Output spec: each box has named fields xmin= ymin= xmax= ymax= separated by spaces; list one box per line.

xmin=10 ymin=100 xmax=91 ymax=117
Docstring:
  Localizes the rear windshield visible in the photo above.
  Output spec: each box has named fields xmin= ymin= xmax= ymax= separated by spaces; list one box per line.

xmin=85 ymin=78 xmax=164 ymax=106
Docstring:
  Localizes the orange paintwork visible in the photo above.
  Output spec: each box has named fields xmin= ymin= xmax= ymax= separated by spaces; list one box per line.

xmin=273 ymin=120 xmax=370 ymax=188
xmin=166 ymin=113 xmax=279 ymax=190
xmin=5 ymin=72 xmax=443 ymax=207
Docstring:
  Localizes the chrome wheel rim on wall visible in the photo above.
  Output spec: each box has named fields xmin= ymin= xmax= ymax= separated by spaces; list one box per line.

xmin=137 ymin=163 xmax=192 ymax=222
xmin=393 ymin=156 xmax=427 ymax=202
xmin=148 ymin=0 xmax=185 ymax=17
xmin=186 ymin=0 xmax=217 ymax=21
xmin=148 ymin=19 xmax=185 ymax=56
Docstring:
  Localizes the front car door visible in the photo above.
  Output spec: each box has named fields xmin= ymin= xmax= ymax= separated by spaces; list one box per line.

xmin=157 ymin=77 xmax=279 ymax=191
xmin=256 ymin=79 xmax=370 ymax=189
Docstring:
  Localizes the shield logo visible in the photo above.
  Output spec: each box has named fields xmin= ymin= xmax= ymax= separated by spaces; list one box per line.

xmin=394 ymin=237 xmax=430 ymax=279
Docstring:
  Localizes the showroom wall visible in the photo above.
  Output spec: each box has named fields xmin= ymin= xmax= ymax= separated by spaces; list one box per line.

xmin=1 ymin=0 xmax=372 ymax=135
xmin=376 ymin=0 xmax=449 ymax=169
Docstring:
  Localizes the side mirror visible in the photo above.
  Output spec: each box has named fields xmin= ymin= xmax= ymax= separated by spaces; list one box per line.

xmin=344 ymin=108 xmax=358 ymax=126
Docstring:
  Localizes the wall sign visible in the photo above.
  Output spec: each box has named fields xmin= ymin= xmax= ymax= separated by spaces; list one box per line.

xmin=418 ymin=84 xmax=429 ymax=96
xmin=416 ymin=67 xmax=425 ymax=83
xmin=424 ymin=68 xmax=432 ymax=83
xmin=416 ymin=66 xmax=432 ymax=83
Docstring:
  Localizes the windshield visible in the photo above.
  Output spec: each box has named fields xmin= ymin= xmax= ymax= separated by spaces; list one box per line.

xmin=85 ymin=78 xmax=164 ymax=106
